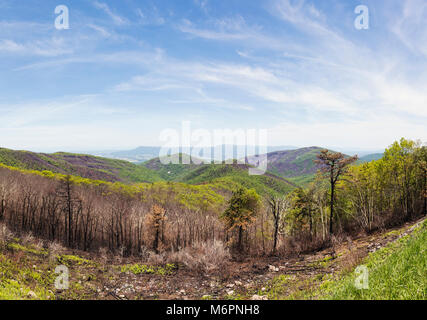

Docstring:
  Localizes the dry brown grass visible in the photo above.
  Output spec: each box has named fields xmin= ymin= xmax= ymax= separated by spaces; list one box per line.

xmin=168 ymin=240 xmax=231 ymax=273
xmin=0 ymin=223 xmax=13 ymax=244
xmin=340 ymin=248 xmax=367 ymax=272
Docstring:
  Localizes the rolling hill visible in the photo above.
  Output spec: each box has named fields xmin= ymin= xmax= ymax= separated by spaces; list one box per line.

xmin=143 ymin=154 xmax=297 ymax=196
xmin=176 ymin=163 xmax=297 ymax=196
xmin=0 ymin=147 xmax=162 ymax=183
xmin=245 ymin=147 xmax=326 ymax=185
xmin=143 ymin=153 xmax=202 ymax=180
xmin=0 ymin=147 xmax=297 ymax=196
xmin=245 ymin=147 xmax=374 ymax=186
xmin=358 ymin=153 xmax=384 ymax=163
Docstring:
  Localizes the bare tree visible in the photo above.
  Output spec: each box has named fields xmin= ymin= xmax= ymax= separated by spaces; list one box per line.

xmin=267 ymin=195 xmax=290 ymax=255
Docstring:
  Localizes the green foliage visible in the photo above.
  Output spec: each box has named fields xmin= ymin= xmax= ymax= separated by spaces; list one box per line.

xmin=0 ymin=254 xmax=55 ymax=300
xmin=319 ymin=220 xmax=427 ymax=300
xmin=57 ymin=255 xmax=96 ymax=267
xmin=177 ymin=164 xmax=295 ymax=196
xmin=7 ymin=243 xmax=48 ymax=256
xmin=221 ymin=187 xmax=261 ymax=231
xmin=120 ymin=263 xmax=176 ymax=276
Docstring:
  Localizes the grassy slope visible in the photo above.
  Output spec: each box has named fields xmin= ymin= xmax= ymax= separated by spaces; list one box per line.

xmin=319 ymin=219 xmax=426 ymax=300
xmin=0 ymin=148 xmax=162 ymax=184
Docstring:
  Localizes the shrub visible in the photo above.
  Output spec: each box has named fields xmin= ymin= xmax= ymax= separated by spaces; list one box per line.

xmin=169 ymin=240 xmax=231 ymax=273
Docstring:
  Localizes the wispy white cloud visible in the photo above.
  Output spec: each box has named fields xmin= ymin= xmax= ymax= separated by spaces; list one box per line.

xmin=93 ymin=1 xmax=129 ymax=26
xmin=390 ymin=0 xmax=427 ymax=56
xmin=0 ymin=38 xmax=72 ymax=56
xmin=194 ymin=0 xmax=209 ymax=13
xmin=136 ymin=7 xmax=165 ymax=26
xmin=87 ymin=24 xmax=111 ymax=37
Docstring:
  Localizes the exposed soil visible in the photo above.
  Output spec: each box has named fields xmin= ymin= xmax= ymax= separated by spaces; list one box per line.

xmin=43 ymin=216 xmax=424 ymax=300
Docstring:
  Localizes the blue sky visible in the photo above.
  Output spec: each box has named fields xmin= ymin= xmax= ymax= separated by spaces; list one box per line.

xmin=0 ymin=0 xmax=426 ymax=152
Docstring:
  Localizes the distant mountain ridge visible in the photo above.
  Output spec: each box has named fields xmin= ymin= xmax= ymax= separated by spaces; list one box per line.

xmin=88 ymin=145 xmax=297 ymax=163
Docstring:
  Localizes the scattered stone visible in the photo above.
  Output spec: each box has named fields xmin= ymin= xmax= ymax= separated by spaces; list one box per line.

xmin=234 ymin=281 xmax=243 ymax=286
xmin=268 ymin=265 xmax=279 ymax=272
xmin=27 ymin=291 xmax=37 ymax=299
xmin=226 ymin=290 xmax=235 ymax=296
xmin=251 ymin=294 xmax=268 ymax=300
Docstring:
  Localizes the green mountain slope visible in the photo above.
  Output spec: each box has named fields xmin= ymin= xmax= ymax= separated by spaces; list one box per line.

xmin=357 ymin=153 xmax=384 ymax=163
xmin=143 ymin=154 xmax=297 ymax=196
xmin=175 ymin=163 xmax=296 ymax=196
xmin=244 ymin=147 xmax=325 ymax=186
xmin=0 ymin=147 xmax=162 ymax=183
xmin=143 ymin=154 xmax=203 ymax=180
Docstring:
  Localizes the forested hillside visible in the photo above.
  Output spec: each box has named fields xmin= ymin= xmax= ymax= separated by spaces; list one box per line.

xmin=0 ymin=148 xmax=162 ymax=184
xmin=0 ymin=138 xmax=424 ymax=259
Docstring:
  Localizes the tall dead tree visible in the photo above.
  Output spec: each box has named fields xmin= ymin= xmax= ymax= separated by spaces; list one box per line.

xmin=316 ymin=150 xmax=358 ymax=234
xmin=267 ymin=195 xmax=290 ymax=255
xmin=56 ymin=175 xmax=81 ymax=248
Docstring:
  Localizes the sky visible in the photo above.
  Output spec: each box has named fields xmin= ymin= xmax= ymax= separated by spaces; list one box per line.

xmin=0 ymin=0 xmax=426 ymax=152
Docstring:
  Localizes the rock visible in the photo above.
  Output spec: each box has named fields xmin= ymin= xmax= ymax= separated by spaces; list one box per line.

xmin=226 ymin=283 xmax=235 ymax=288
xmin=251 ymin=294 xmax=268 ymax=300
xmin=226 ymin=290 xmax=235 ymax=296
xmin=234 ymin=281 xmax=243 ymax=286
xmin=119 ymin=294 xmax=125 ymax=299
xmin=27 ymin=291 xmax=37 ymax=299
xmin=268 ymin=265 xmax=279 ymax=272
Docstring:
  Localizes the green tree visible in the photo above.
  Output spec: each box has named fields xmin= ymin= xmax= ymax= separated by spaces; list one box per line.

xmin=221 ymin=188 xmax=261 ymax=251
xmin=316 ymin=150 xmax=358 ymax=234
xmin=383 ymin=138 xmax=418 ymax=219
